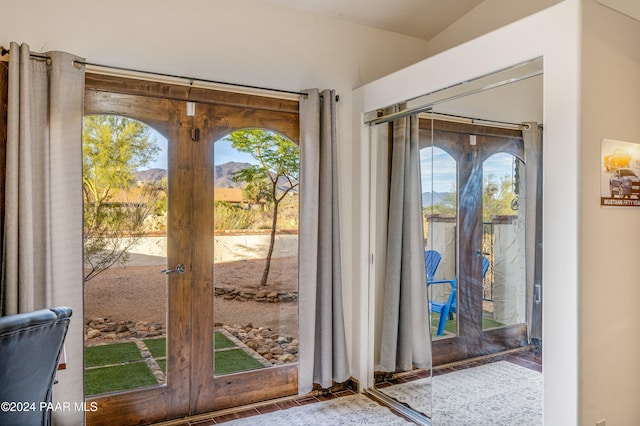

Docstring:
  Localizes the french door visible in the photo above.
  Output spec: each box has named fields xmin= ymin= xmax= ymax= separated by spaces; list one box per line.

xmin=421 ymin=119 xmax=529 ymax=365
xmin=84 ymin=74 xmax=299 ymax=425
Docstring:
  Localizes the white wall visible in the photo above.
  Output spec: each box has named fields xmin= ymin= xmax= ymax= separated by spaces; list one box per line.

xmin=1 ymin=2 xmax=431 ymax=424
xmin=353 ymin=1 xmax=581 ymax=424
xmin=580 ymin=1 xmax=640 ymax=423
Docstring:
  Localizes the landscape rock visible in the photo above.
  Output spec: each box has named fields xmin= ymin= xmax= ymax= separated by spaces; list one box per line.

xmin=84 ymin=319 xmax=298 ymax=366
xmin=84 ymin=318 xmax=165 ymax=342
xmin=217 ymin=323 xmax=298 ymax=365
xmin=86 ymin=329 xmax=101 ymax=339
xmin=213 ymin=286 xmax=296 ymax=303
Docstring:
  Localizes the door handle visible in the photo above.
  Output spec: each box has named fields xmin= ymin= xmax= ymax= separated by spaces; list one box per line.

xmin=161 ymin=264 xmax=186 ymax=275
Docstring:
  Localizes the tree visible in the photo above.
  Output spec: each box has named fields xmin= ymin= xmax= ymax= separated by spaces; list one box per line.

xmin=483 ymin=172 xmax=517 ymax=221
xmin=240 ymin=171 xmax=272 ymax=210
xmin=429 ymin=189 xmax=458 ymax=217
xmin=228 ymin=129 xmax=299 ymax=287
xmin=82 ymin=115 xmax=160 ymax=282
xmin=424 ymin=172 xmax=517 ymax=223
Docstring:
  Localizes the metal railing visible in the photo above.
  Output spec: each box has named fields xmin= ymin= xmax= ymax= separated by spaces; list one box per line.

xmin=482 ymin=222 xmax=495 ymax=302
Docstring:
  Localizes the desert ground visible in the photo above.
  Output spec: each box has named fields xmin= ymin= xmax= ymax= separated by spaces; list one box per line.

xmin=84 ymin=257 xmax=299 ymax=337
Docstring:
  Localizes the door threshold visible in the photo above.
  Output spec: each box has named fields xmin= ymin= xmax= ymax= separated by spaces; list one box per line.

xmin=149 ymin=380 xmax=359 ymax=425
xmin=434 ymin=344 xmax=538 ymax=370
xmin=365 ymin=388 xmax=430 ymax=425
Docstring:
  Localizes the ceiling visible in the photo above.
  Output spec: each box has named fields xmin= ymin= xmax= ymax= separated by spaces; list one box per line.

xmin=265 ymin=0 xmax=543 ymax=125
xmin=263 ymin=0 xmax=484 ymax=40
xmin=266 ymin=0 xmax=636 ymax=125
xmin=596 ymin=0 xmax=640 ymax=21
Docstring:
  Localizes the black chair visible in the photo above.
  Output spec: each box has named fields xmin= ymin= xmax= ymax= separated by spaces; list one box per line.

xmin=0 ymin=307 xmax=72 ymax=426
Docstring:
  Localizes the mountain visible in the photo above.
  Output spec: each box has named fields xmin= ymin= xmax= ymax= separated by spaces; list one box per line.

xmin=217 ymin=161 xmax=298 ymax=193
xmin=134 ymin=162 xmax=251 ymax=188
xmin=422 ymin=191 xmax=452 ymax=207
xmin=135 ymin=162 xmax=297 ymax=192
xmin=214 ymin=162 xmax=253 ymax=188
xmin=134 ymin=168 xmax=166 ymax=184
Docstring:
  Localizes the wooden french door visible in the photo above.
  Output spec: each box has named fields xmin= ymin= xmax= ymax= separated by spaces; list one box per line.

xmin=422 ymin=119 xmax=529 ymax=366
xmin=84 ymin=74 xmax=299 ymax=425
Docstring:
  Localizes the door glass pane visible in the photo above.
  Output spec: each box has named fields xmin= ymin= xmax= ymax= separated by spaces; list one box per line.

xmin=212 ymin=130 xmax=299 ymax=376
xmin=421 ymin=144 xmax=458 ymax=338
xmin=83 ymin=115 xmax=168 ymax=396
xmin=482 ymin=153 xmax=526 ymax=329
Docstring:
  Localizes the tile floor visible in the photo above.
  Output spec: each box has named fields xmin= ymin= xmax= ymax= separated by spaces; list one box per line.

xmin=153 ymin=345 xmax=542 ymax=425
xmin=156 ymin=387 xmax=393 ymax=426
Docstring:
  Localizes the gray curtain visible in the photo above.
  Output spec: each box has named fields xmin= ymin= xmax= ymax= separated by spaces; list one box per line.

xmin=1 ymin=42 xmax=85 ymax=426
xmin=523 ymin=122 xmax=543 ymax=341
xmin=298 ymin=89 xmax=349 ymax=394
xmin=1 ymin=42 xmax=85 ymax=315
xmin=377 ymin=111 xmax=431 ymax=372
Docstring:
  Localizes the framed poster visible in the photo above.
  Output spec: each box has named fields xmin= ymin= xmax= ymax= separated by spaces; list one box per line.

xmin=601 ymin=138 xmax=640 ymax=207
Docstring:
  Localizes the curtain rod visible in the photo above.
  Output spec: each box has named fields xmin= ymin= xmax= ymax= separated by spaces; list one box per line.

xmin=76 ymin=59 xmax=309 ymax=97
xmin=0 ymin=46 xmax=49 ymax=61
xmin=419 ymin=112 xmax=530 ymax=130
xmin=0 ymin=46 xmax=309 ymax=98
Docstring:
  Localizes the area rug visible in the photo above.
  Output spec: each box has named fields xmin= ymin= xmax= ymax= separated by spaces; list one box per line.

xmin=221 ymin=394 xmax=412 ymax=425
xmin=379 ymin=361 xmax=542 ymax=426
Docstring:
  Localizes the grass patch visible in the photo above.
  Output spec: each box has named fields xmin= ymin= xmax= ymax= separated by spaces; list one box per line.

xmin=85 ymin=331 xmax=265 ymax=394
xmin=431 ymin=315 xmax=504 ymax=335
xmin=481 ymin=317 xmax=504 ymax=330
xmin=143 ymin=332 xmax=236 ymax=356
xmin=215 ymin=331 xmax=237 ymax=349
xmin=215 ymin=349 xmax=264 ymax=375
xmin=430 ymin=315 xmax=456 ymax=335
xmin=143 ymin=338 xmax=166 ymax=358
xmin=85 ymin=363 xmax=157 ymax=396
xmin=85 ymin=342 xmax=143 ymax=367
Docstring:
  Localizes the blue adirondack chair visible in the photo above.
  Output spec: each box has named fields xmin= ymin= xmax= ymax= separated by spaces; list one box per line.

xmin=429 ymin=256 xmax=490 ymax=336
xmin=425 ymin=250 xmax=441 ymax=284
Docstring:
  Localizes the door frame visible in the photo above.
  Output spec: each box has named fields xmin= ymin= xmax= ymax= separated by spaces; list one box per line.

xmin=420 ymin=118 xmax=529 ymax=366
xmin=84 ymin=74 xmax=300 ymax=425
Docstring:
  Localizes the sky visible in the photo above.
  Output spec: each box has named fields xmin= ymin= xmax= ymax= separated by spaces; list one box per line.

xmin=420 ymin=147 xmax=515 ymax=193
